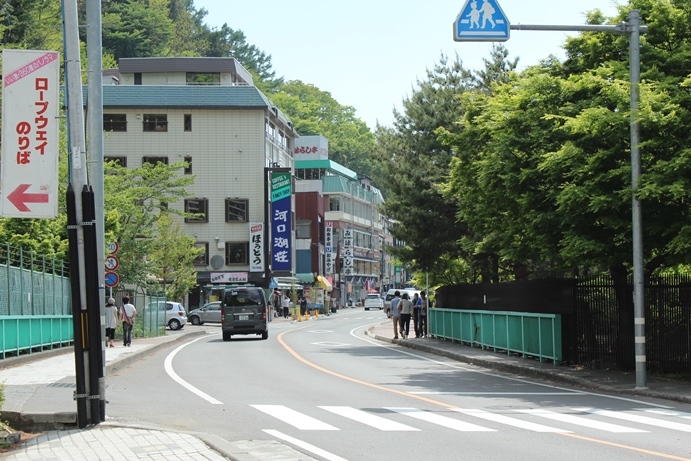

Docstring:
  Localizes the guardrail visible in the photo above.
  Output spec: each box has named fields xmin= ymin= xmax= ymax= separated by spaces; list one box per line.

xmin=0 ymin=315 xmax=73 ymax=359
xmin=429 ymin=308 xmax=562 ymax=364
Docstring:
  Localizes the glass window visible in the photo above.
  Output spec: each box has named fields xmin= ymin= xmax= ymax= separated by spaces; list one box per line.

xmin=296 ymin=221 xmax=311 ymax=239
xmin=225 ymin=198 xmax=248 ymax=222
xmin=184 ymin=114 xmax=192 ymax=132
xmin=105 ymin=156 xmax=127 ymax=167
xmin=143 ymin=114 xmax=168 ymax=132
xmin=185 ymin=198 xmax=208 ymax=223
xmin=193 ymin=242 xmax=208 ymax=265
xmin=103 ymin=114 xmax=126 ymax=131
xmin=186 ymin=72 xmax=220 ymax=85
xmin=184 ymin=156 xmax=192 ymax=174
xmin=142 ymin=156 xmax=169 ymax=166
xmin=225 ymin=242 xmax=248 ymax=265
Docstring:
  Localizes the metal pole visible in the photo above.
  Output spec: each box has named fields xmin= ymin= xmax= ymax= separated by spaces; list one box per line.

xmin=85 ymin=0 xmax=107 ymax=421
xmin=628 ymin=10 xmax=647 ymax=389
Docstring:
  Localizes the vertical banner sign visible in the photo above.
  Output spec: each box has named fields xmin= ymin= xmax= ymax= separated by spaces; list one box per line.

xmin=271 ymin=172 xmax=292 ymax=273
xmin=249 ymin=222 xmax=265 ymax=273
xmin=343 ymin=228 xmax=354 ymax=277
xmin=1 ymin=50 xmax=59 ymax=218
xmin=325 ymin=222 xmax=333 ymax=275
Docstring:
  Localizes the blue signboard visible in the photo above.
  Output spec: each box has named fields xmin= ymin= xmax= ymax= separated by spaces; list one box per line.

xmin=270 ymin=172 xmax=292 ymax=273
xmin=454 ymin=0 xmax=510 ymax=42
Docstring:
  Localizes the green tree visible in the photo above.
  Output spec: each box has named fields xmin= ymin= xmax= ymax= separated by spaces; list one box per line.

xmin=149 ymin=213 xmax=202 ymax=300
xmin=104 ymin=160 xmax=196 ymax=290
xmin=102 ymin=0 xmax=174 ymax=58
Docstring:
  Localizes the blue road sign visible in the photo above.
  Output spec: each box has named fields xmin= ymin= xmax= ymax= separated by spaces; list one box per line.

xmin=105 ymin=271 xmax=119 ymax=288
xmin=454 ymin=0 xmax=510 ymax=42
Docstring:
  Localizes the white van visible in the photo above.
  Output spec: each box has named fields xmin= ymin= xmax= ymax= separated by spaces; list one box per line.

xmin=384 ymin=288 xmax=421 ymax=318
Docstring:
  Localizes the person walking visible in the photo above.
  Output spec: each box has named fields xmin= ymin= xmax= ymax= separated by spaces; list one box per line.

xmin=300 ymin=295 xmax=308 ymax=317
xmin=419 ymin=291 xmax=429 ymax=338
xmin=282 ymin=293 xmax=291 ymax=319
xmin=119 ymin=296 xmax=137 ymax=347
xmin=390 ymin=291 xmax=401 ymax=339
xmin=104 ymin=297 xmax=118 ymax=348
xmin=412 ymin=292 xmax=421 ymax=338
xmin=399 ymin=293 xmax=413 ymax=339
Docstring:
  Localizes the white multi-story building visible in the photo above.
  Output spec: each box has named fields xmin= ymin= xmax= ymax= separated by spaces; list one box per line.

xmin=101 ymin=57 xmax=298 ymax=308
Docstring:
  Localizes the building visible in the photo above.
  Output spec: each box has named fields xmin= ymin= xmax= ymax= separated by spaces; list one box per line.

xmin=294 ymin=136 xmax=390 ymax=307
xmin=100 ymin=57 xmax=298 ymax=308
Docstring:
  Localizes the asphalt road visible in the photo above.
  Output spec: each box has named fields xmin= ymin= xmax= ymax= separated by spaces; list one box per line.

xmin=103 ymin=308 xmax=691 ymax=461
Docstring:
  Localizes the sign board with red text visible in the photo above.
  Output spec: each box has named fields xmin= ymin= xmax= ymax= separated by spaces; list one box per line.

xmin=1 ymin=49 xmax=60 ymax=218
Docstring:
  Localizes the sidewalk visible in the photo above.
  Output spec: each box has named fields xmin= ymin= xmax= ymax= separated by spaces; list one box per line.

xmin=0 ymin=314 xmax=689 ymax=460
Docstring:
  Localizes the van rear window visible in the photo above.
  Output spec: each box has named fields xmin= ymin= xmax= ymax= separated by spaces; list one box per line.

xmin=223 ymin=289 xmax=264 ymax=307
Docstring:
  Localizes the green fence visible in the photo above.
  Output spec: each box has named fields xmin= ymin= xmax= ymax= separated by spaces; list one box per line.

xmin=429 ymin=308 xmax=562 ymax=364
xmin=0 ymin=315 xmax=73 ymax=358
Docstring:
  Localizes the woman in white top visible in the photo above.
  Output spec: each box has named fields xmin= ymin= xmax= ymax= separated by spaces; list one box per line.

xmin=104 ymin=298 xmax=118 ymax=348
xmin=398 ymin=293 xmax=414 ymax=339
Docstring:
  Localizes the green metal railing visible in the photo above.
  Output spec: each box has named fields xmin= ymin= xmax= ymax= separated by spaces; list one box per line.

xmin=0 ymin=315 xmax=73 ymax=358
xmin=429 ymin=308 xmax=562 ymax=364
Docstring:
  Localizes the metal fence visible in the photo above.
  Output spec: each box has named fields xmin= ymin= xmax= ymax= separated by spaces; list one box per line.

xmin=0 ymin=245 xmax=71 ymax=315
xmin=109 ymin=291 xmax=168 ymax=337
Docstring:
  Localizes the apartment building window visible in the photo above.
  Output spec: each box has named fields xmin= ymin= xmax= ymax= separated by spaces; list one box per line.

xmin=103 ymin=114 xmax=127 ymax=132
xmin=296 ymin=221 xmax=311 ymax=239
xmin=183 ymin=156 xmax=192 ymax=174
xmin=186 ymin=72 xmax=220 ymax=85
xmin=225 ymin=198 xmax=248 ymax=222
xmin=143 ymin=114 xmax=168 ymax=132
xmin=142 ymin=156 xmax=169 ymax=166
xmin=225 ymin=242 xmax=248 ymax=265
xmin=193 ymin=242 xmax=209 ymax=265
xmin=184 ymin=198 xmax=208 ymax=223
xmin=105 ymin=156 xmax=127 ymax=167
xmin=134 ymin=73 xmax=142 ymax=85
xmin=184 ymin=114 xmax=192 ymax=132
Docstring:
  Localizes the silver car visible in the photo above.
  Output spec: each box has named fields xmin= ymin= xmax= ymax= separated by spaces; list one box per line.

xmin=188 ymin=301 xmax=221 ymax=325
xmin=165 ymin=301 xmax=188 ymax=330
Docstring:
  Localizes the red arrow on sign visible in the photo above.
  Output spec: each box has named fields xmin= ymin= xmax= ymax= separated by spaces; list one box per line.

xmin=7 ymin=184 xmax=49 ymax=212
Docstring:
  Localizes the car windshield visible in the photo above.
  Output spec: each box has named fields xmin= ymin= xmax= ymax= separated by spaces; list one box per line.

xmin=366 ymin=294 xmax=379 ymax=299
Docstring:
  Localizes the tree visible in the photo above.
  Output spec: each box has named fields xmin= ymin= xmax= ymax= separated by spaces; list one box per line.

xmin=102 ymin=0 xmax=174 ymax=58
xmin=271 ymin=80 xmax=378 ymax=180
xmin=149 ymin=213 xmax=202 ymax=300
xmin=104 ymin=160 xmax=197 ymax=290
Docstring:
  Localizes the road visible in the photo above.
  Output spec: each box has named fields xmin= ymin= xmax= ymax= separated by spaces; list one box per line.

xmin=104 ymin=308 xmax=691 ymax=461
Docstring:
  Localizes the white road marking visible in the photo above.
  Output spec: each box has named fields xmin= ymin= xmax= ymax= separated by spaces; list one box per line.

xmin=252 ymin=405 xmax=338 ymax=430
xmin=518 ymin=409 xmax=646 ymax=433
xmin=164 ymin=335 xmax=223 ymax=405
xmin=452 ymin=408 xmax=570 ymax=432
xmin=320 ymin=406 xmax=419 ymax=431
xmin=638 ymin=408 xmax=691 ymax=420
xmin=387 ymin=407 xmax=494 ymax=432
xmin=311 ymin=341 xmax=350 ymax=347
xmin=575 ymin=407 xmax=691 ymax=432
xmin=264 ymin=430 xmax=348 ymax=461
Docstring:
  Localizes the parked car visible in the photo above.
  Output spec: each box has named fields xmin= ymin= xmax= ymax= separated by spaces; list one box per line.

xmin=165 ymin=302 xmax=188 ymax=330
xmin=384 ymin=288 xmax=421 ymax=318
xmin=188 ymin=301 xmax=221 ymax=325
xmin=221 ymin=287 xmax=269 ymax=341
xmin=364 ymin=293 xmax=384 ymax=310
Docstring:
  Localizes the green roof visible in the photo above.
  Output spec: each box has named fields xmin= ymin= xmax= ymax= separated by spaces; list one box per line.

xmin=88 ymin=85 xmax=274 ymax=109
xmin=295 ymin=159 xmax=357 ymax=180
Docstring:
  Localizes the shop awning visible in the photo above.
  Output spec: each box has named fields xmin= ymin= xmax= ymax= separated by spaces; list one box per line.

xmin=317 ymin=275 xmax=333 ymax=292
xmin=295 ymin=273 xmax=315 ymax=283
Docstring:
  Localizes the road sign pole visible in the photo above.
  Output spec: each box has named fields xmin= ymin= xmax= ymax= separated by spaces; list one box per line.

xmin=454 ymin=2 xmax=648 ymax=388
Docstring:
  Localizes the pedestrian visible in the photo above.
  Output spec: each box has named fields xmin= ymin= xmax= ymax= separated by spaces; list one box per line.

xmin=419 ymin=291 xmax=428 ymax=338
xmin=412 ymin=292 xmax=421 ymax=338
xmin=119 ymin=296 xmax=137 ymax=347
xmin=282 ymin=293 xmax=291 ymax=319
xmin=300 ymin=296 xmax=308 ymax=316
xmin=390 ymin=290 xmax=401 ymax=339
xmin=272 ymin=290 xmax=282 ymax=318
xmin=104 ymin=297 xmax=117 ymax=348
xmin=399 ymin=292 xmax=413 ymax=339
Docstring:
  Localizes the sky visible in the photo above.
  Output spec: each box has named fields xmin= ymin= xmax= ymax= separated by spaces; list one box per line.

xmin=193 ymin=0 xmax=624 ymax=129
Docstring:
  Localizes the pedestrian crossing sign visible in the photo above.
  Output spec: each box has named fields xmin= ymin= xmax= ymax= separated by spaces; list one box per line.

xmin=454 ymin=0 xmax=510 ymax=42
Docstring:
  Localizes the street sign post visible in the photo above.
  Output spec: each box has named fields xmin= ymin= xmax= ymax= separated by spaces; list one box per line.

xmin=454 ymin=0 xmax=509 ymax=42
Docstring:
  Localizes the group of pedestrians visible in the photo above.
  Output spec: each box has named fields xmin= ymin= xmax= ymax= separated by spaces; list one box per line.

xmin=104 ymin=296 xmax=137 ymax=348
xmin=390 ymin=290 xmax=429 ymax=339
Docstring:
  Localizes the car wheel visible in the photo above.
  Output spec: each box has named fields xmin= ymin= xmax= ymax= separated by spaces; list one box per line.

xmin=261 ymin=331 xmax=268 ymax=340
xmin=365 ymin=307 xmax=369 ymax=311
xmin=190 ymin=316 xmax=201 ymax=325
xmin=168 ymin=318 xmax=181 ymax=330
xmin=222 ymin=332 xmax=231 ymax=341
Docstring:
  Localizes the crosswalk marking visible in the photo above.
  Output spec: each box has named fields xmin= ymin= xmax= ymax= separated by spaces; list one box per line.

xmin=251 ymin=405 xmax=338 ymax=431
xmin=386 ymin=407 xmax=495 ymax=432
xmin=637 ymin=408 xmax=691 ymax=420
xmin=320 ymin=406 xmax=419 ymax=431
xmin=518 ymin=409 xmax=646 ymax=433
xmin=452 ymin=408 xmax=570 ymax=433
xmin=575 ymin=407 xmax=691 ymax=432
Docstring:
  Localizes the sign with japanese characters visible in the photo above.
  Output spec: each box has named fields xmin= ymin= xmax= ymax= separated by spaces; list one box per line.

xmin=1 ymin=49 xmax=59 ymax=218
xmin=249 ymin=222 xmax=265 ymax=273
xmin=325 ymin=222 xmax=333 ymax=275
xmin=270 ymin=172 xmax=292 ymax=273
xmin=343 ymin=227 xmax=353 ymax=276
